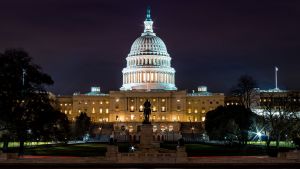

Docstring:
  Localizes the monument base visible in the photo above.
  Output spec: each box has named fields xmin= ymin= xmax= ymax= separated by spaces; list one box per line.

xmin=139 ymin=124 xmax=154 ymax=150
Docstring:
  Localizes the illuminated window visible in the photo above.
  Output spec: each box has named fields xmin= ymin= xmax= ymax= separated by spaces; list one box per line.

xmin=129 ymin=126 xmax=133 ymax=133
xmin=173 ymin=116 xmax=177 ymax=121
xmin=202 ymin=117 xmax=206 ymax=121
xmin=131 ymin=99 xmax=134 ymax=102
xmin=130 ymin=114 xmax=135 ymax=120
xmin=169 ymin=125 xmax=173 ymax=131
xmin=78 ymin=109 xmax=81 ymax=113
xmin=105 ymin=108 xmax=109 ymax=114
xmin=152 ymin=106 xmax=157 ymax=112
xmin=100 ymin=108 xmax=103 ymax=113
xmin=85 ymin=102 xmax=87 ymax=105
xmin=195 ymin=117 xmax=198 ymax=122
xmin=202 ymin=109 xmax=205 ymax=113
xmin=188 ymin=102 xmax=191 ymax=105
xmin=100 ymin=101 xmax=103 ymax=104
xmin=106 ymin=101 xmax=109 ymax=104
xmin=69 ymin=110 xmax=72 ymax=114
xmin=188 ymin=109 xmax=191 ymax=113
xmin=60 ymin=103 xmax=63 ymax=106
xmin=194 ymin=109 xmax=198 ymax=113
xmin=153 ymin=125 xmax=157 ymax=132
xmin=116 ymin=98 xmax=119 ymax=102
xmin=130 ymin=106 xmax=134 ymax=112
xmin=162 ymin=99 xmax=165 ymax=102
xmin=153 ymin=99 xmax=156 ymax=102
xmin=139 ymin=105 xmax=143 ymax=112
xmin=152 ymin=115 xmax=156 ymax=120
xmin=92 ymin=107 xmax=95 ymax=114
xmin=64 ymin=110 xmax=67 ymax=114
xmin=177 ymin=99 xmax=180 ymax=102
xmin=65 ymin=103 xmax=67 ymax=106
xmin=162 ymin=116 xmax=165 ymax=121
xmin=226 ymin=103 xmax=230 ymax=105
xmin=161 ymin=106 xmax=166 ymax=112
xmin=92 ymin=102 xmax=95 ymax=104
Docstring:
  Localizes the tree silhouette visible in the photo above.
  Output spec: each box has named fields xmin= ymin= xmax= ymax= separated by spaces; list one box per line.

xmin=205 ymin=105 xmax=256 ymax=145
xmin=74 ymin=112 xmax=91 ymax=140
xmin=231 ymin=75 xmax=258 ymax=109
xmin=0 ymin=49 xmax=68 ymax=155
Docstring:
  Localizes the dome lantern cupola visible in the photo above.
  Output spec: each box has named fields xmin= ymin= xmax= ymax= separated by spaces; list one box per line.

xmin=142 ymin=6 xmax=155 ymax=36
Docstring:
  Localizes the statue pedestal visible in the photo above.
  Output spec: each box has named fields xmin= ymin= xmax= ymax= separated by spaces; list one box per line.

xmin=139 ymin=124 xmax=153 ymax=150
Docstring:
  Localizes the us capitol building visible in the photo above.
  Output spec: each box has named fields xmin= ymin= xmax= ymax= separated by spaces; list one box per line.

xmin=57 ymin=9 xmax=224 ymax=141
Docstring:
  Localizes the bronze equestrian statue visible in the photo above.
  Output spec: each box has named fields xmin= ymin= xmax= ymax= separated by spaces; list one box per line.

xmin=143 ymin=99 xmax=151 ymax=124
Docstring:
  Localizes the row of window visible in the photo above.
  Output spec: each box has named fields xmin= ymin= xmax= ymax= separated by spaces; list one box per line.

xmin=127 ymin=58 xmax=170 ymax=67
xmin=187 ymin=100 xmax=220 ymax=105
xmin=125 ymin=98 xmax=166 ymax=103
xmin=187 ymin=109 xmax=206 ymax=114
xmin=128 ymin=105 xmax=166 ymax=112
xmin=188 ymin=116 xmax=206 ymax=122
xmin=61 ymin=99 xmax=222 ymax=107
xmin=76 ymin=100 xmax=109 ymax=105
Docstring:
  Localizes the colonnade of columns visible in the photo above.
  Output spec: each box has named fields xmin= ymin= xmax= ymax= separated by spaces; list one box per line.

xmin=123 ymin=71 xmax=175 ymax=84
xmin=127 ymin=57 xmax=170 ymax=67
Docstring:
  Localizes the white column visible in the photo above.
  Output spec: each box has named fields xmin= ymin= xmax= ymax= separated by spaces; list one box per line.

xmin=140 ymin=72 xmax=142 ymax=83
xmin=167 ymin=73 xmax=169 ymax=83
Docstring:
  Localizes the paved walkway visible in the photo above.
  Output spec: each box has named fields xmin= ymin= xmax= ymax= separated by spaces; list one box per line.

xmin=0 ymin=155 xmax=299 ymax=164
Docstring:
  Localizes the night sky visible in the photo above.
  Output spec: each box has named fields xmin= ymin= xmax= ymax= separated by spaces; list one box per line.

xmin=1 ymin=0 xmax=300 ymax=95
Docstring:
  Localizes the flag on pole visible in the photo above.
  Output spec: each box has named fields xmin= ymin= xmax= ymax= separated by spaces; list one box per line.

xmin=275 ymin=66 xmax=278 ymax=71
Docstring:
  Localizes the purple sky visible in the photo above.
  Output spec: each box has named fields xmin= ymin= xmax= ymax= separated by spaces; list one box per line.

xmin=0 ymin=0 xmax=300 ymax=95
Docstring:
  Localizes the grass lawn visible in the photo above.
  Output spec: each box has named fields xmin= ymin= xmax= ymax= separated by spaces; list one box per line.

xmin=248 ymin=141 xmax=296 ymax=148
xmin=2 ymin=143 xmax=107 ymax=157
xmin=185 ymin=143 xmax=267 ymax=156
xmin=1 ymin=141 xmax=296 ymax=157
xmin=161 ymin=142 xmax=296 ymax=157
xmin=0 ymin=142 xmax=51 ymax=148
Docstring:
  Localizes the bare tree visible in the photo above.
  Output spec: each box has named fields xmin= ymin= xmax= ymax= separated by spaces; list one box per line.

xmin=231 ymin=75 xmax=258 ymax=109
xmin=260 ymin=91 xmax=300 ymax=149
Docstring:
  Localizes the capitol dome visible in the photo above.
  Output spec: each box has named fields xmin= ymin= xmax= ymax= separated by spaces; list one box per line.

xmin=128 ymin=35 xmax=169 ymax=57
xmin=120 ymin=7 xmax=177 ymax=91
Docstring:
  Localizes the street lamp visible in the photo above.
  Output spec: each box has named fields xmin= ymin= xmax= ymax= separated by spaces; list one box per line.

xmin=191 ymin=126 xmax=195 ymax=141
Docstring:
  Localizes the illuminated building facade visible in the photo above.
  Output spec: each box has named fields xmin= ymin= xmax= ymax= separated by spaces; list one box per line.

xmin=56 ymin=8 xmax=224 ymax=140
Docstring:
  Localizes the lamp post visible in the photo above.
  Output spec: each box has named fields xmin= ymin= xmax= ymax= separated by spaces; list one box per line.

xmin=191 ymin=126 xmax=195 ymax=142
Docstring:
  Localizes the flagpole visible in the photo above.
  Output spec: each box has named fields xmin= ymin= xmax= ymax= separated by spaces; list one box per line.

xmin=275 ymin=66 xmax=278 ymax=89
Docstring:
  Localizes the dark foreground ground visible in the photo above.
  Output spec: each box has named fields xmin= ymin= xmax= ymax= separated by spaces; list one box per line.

xmin=1 ymin=162 xmax=300 ymax=169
